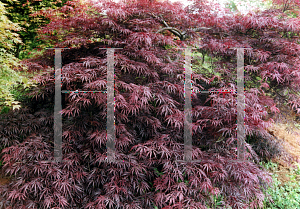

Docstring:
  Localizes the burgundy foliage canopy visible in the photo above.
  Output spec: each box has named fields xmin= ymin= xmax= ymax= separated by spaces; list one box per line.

xmin=1 ymin=0 xmax=300 ymax=208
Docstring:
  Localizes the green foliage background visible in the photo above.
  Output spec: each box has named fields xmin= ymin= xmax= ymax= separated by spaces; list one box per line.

xmin=0 ymin=0 xmax=69 ymax=113
xmin=0 ymin=1 xmax=29 ymax=113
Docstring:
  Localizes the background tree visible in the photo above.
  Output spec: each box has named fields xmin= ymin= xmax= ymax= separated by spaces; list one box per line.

xmin=263 ymin=0 xmax=300 ymax=14
xmin=1 ymin=0 xmax=300 ymax=208
xmin=2 ymin=0 xmax=69 ymax=59
xmin=0 ymin=1 xmax=37 ymax=113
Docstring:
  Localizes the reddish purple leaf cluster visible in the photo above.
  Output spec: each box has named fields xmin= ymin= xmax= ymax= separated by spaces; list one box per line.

xmin=1 ymin=0 xmax=300 ymax=208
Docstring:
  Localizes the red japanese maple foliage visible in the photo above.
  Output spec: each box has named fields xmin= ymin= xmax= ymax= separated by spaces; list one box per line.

xmin=1 ymin=0 xmax=300 ymax=208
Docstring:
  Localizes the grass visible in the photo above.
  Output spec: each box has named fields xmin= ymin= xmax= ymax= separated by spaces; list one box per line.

xmin=261 ymin=160 xmax=300 ymax=208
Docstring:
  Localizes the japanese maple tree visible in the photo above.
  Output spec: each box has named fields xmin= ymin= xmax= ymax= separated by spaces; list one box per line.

xmin=1 ymin=0 xmax=300 ymax=208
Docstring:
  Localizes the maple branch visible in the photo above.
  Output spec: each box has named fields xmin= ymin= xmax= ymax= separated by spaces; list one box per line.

xmin=149 ymin=13 xmax=180 ymax=38
xmin=166 ymin=55 xmax=172 ymax=63
xmin=150 ymin=12 xmax=211 ymax=40
xmin=191 ymin=27 xmax=212 ymax=32
xmin=156 ymin=27 xmax=183 ymax=37
xmin=282 ymin=0 xmax=291 ymax=12
xmin=153 ymin=13 xmax=185 ymax=39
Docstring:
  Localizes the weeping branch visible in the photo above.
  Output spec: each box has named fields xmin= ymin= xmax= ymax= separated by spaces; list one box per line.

xmin=191 ymin=27 xmax=212 ymax=32
xmin=150 ymin=12 xmax=212 ymax=41
xmin=156 ymin=27 xmax=182 ymax=37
